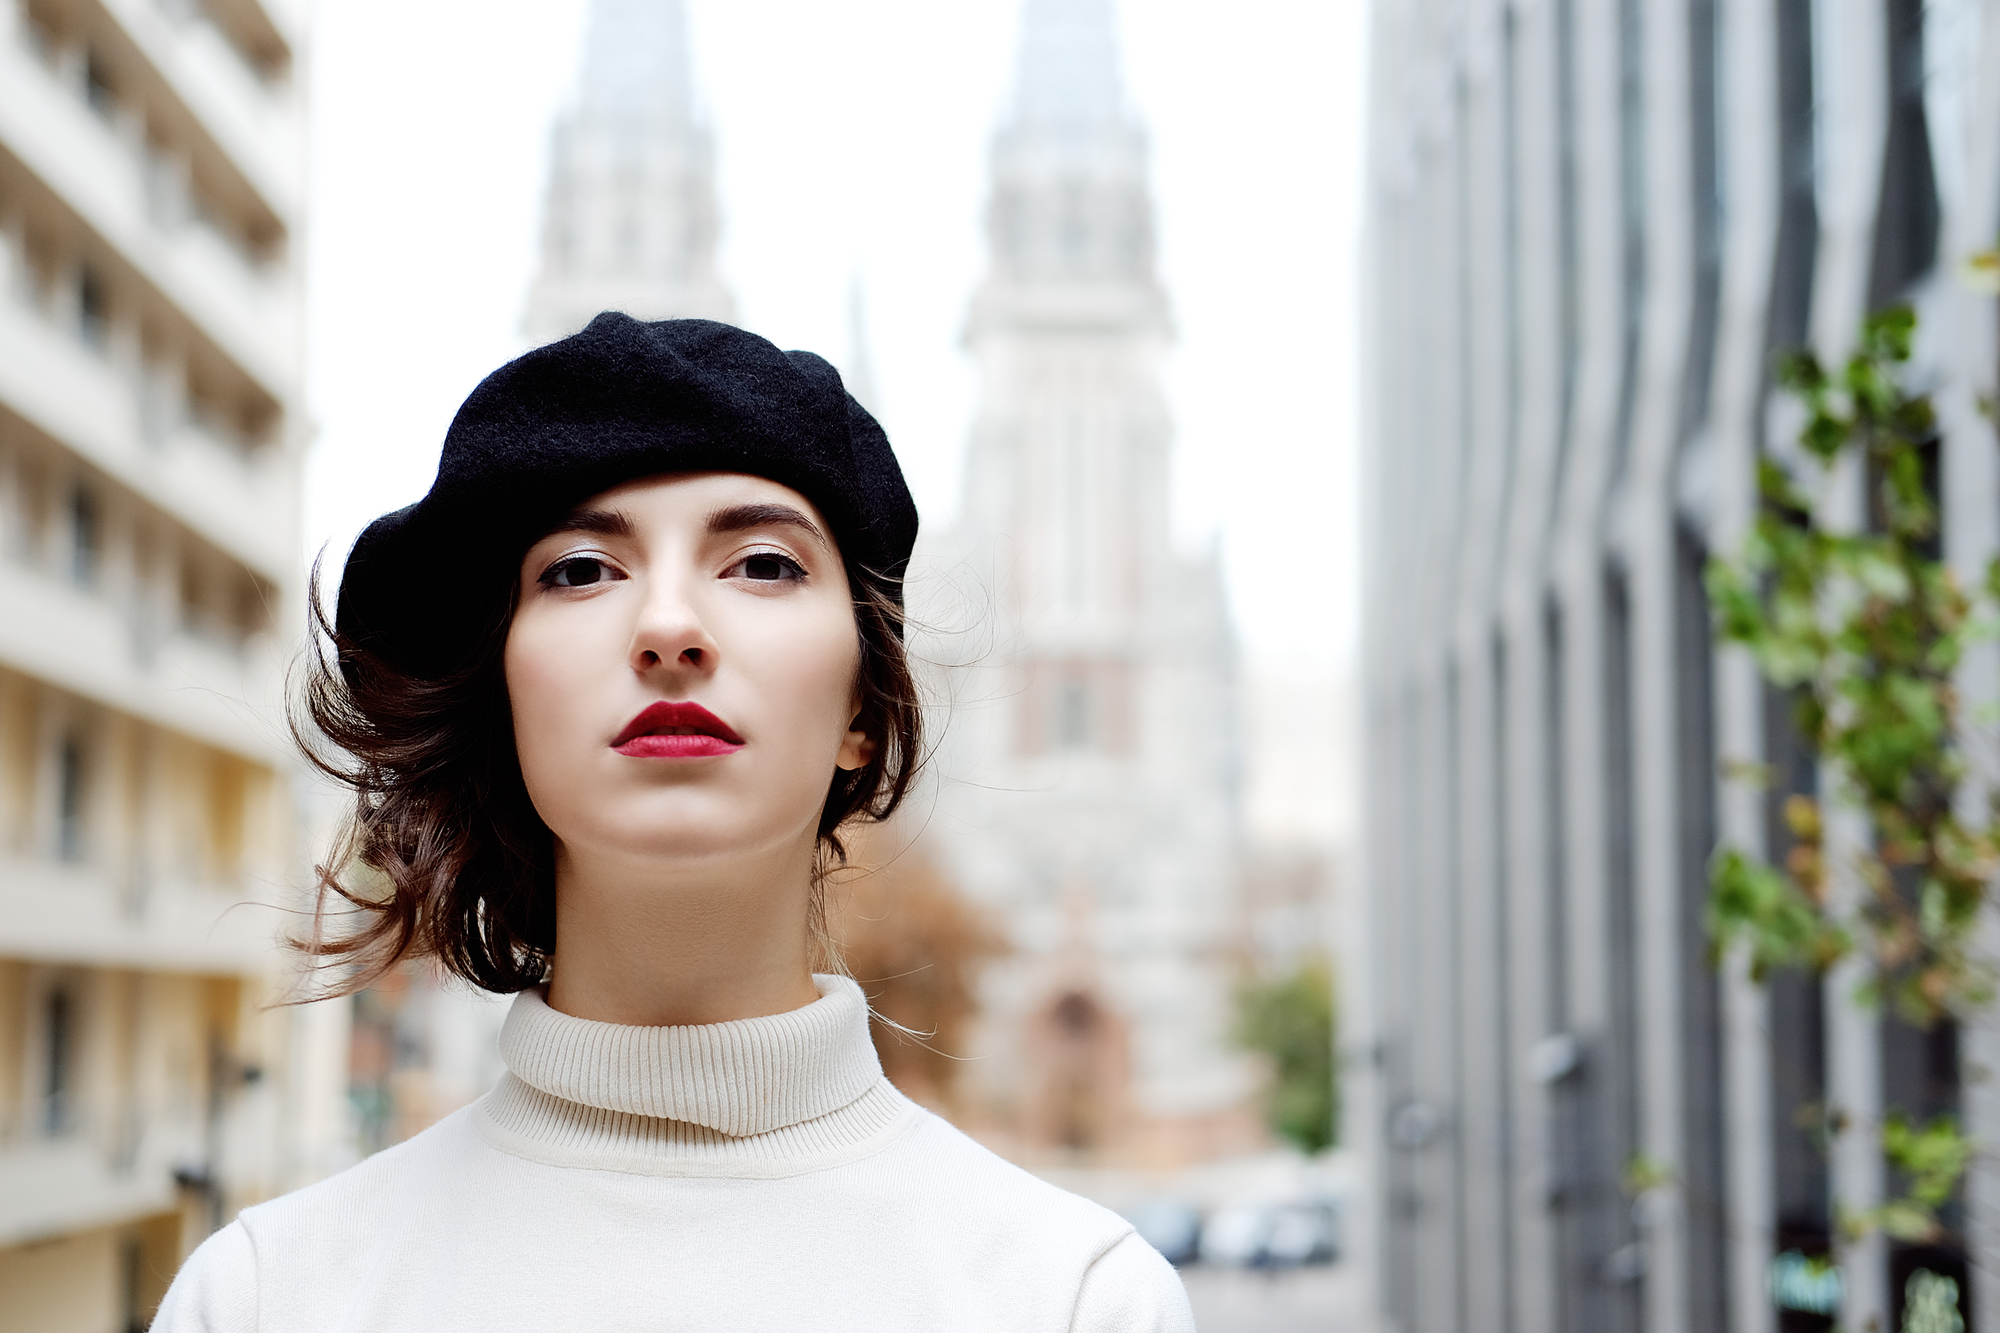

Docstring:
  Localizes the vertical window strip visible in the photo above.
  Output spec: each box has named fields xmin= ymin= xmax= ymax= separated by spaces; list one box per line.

xmin=1675 ymin=528 xmax=1730 ymax=1332
xmin=1765 ymin=0 xmax=1818 ymax=363
xmin=1680 ymin=0 xmax=1724 ymax=446
xmin=1865 ymin=0 xmax=1941 ymax=308
xmin=1602 ymin=567 xmax=1645 ymax=1332
xmin=1445 ymin=658 xmax=1472 ymax=1333
xmin=1492 ymin=632 xmax=1519 ymax=1333
xmin=1552 ymin=0 xmax=1582 ymax=506
xmin=1609 ymin=0 xmax=1648 ymax=491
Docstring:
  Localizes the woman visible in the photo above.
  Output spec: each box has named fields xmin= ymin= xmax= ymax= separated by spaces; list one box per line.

xmin=154 ymin=315 xmax=1195 ymax=1331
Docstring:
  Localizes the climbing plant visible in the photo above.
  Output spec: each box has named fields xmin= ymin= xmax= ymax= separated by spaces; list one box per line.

xmin=1705 ymin=303 xmax=2000 ymax=1248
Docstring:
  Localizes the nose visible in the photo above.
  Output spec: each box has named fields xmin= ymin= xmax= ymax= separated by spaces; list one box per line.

xmin=628 ymin=572 xmax=719 ymax=677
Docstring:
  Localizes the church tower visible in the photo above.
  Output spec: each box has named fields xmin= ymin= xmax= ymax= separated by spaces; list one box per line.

xmin=932 ymin=0 xmax=1250 ymax=1161
xmin=523 ymin=0 xmax=734 ymax=339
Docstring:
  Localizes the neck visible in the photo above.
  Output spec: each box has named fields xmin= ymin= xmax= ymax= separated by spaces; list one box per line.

xmin=545 ymin=833 xmax=822 ymax=1027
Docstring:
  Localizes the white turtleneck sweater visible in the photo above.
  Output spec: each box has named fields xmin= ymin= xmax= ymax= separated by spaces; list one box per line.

xmin=153 ymin=976 xmax=1195 ymax=1332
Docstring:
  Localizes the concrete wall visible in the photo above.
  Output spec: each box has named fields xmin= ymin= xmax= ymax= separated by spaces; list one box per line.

xmin=1360 ymin=0 xmax=2000 ymax=1328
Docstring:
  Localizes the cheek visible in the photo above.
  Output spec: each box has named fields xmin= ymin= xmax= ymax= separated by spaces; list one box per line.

xmin=748 ymin=612 xmax=862 ymax=741
xmin=503 ymin=612 xmax=599 ymax=782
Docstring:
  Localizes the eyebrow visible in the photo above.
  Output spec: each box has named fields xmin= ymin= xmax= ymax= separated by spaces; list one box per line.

xmin=533 ymin=502 xmax=827 ymax=549
xmin=538 ymin=508 xmax=635 ymax=541
xmin=706 ymin=503 xmax=828 ymax=548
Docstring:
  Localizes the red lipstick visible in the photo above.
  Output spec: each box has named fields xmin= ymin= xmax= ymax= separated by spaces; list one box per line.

xmin=611 ymin=701 xmax=745 ymax=759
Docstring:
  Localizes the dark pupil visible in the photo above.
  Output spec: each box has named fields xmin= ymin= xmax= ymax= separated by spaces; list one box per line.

xmin=562 ymin=559 xmax=602 ymax=586
xmin=745 ymin=555 xmax=783 ymax=580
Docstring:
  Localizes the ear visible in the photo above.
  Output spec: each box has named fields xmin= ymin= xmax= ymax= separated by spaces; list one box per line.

xmin=836 ymin=715 xmax=876 ymax=772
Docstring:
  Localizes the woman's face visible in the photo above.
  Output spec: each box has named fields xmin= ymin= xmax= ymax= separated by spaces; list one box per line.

xmin=505 ymin=472 xmax=870 ymax=870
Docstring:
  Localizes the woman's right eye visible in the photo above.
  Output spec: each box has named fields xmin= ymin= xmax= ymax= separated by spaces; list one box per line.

xmin=540 ymin=556 xmax=622 ymax=588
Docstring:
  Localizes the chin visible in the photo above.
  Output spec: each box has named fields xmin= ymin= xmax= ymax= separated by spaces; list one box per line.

xmin=563 ymin=790 xmax=810 ymax=864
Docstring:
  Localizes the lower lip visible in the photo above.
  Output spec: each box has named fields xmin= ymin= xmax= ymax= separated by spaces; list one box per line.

xmin=614 ymin=735 xmax=744 ymax=759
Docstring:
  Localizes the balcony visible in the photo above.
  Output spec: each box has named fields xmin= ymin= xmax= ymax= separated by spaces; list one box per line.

xmin=97 ymin=0 xmax=305 ymax=226
xmin=0 ymin=555 xmax=292 ymax=769
xmin=0 ymin=284 xmax=296 ymax=585
xmin=0 ymin=852 xmax=284 ymax=976
xmin=0 ymin=1137 xmax=180 ymax=1247
xmin=0 ymin=10 xmax=298 ymax=401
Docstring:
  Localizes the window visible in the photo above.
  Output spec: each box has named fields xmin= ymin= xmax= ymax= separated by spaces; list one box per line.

xmin=1598 ymin=568 xmax=1644 ymax=1333
xmin=1676 ymin=529 xmax=1729 ymax=1331
xmin=84 ymin=52 xmax=115 ymax=118
xmin=78 ymin=267 xmax=109 ymax=349
xmin=1056 ymin=676 xmax=1091 ymax=749
xmin=44 ymin=985 xmax=74 ymax=1135
xmin=70 ymin=485 xmax=98 ymax=586
xmin=1768 ymin=0 xmax=1817 ymax=355
xmin=1059 ymin=182 xmax=1088 ymax=266
xmin=1867 ymin=0 xmax=1940 ymax=307
xmin=57 ymin=734 xmax=86 ymax=861
xmin=1019 ymin=659 xmax=1132 ymax=756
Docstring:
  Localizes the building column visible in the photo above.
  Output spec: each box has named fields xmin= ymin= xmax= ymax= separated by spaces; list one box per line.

xmin=1930 ymin=1 xmax=2000 ymax=1316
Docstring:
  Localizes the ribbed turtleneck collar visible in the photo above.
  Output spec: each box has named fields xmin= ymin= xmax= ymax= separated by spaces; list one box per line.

xmin=499 ymin=975 xmax=883 ymax=1137
xmin=475 ymin=975 xmax=919 ymax=1178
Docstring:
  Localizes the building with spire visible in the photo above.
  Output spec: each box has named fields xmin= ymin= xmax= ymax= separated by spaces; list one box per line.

xmin=521 ymin=0 xmax=732 ymax=340
xmin=922 ymin=0 xmax=1253 ymax=1164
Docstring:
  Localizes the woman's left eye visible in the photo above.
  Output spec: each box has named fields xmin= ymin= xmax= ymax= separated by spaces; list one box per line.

xmin=541 ymin=556 xmax=624 ymax=588
xmin=726 ymin=552 xmax=806 ymax=583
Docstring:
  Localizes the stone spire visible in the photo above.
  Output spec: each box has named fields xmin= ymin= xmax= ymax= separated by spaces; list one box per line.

xmin=930 ymin=0 xmax=1247 ymax=1162
xmin=972 ymin=0 xmax=1165 ymax=325
xmin=575 ymin=0 xmax=695 ymax=119
xmin=523 ymin=0 xmax=734 ymax=340
xmin=1009 ymin=0 xmax=1124 ymax=132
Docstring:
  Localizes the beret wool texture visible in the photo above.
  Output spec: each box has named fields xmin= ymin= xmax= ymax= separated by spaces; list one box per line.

xmin=335 ymin=313 xmax=919 ymax=679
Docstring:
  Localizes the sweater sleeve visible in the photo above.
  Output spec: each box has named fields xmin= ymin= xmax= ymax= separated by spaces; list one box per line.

xmin=150 ymin=1219 xmax=259 ymax=1332
xmin=1068 ymin=1232 xmax=1197 ymax=1333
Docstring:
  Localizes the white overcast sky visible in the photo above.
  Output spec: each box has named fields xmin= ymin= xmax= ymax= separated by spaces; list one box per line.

xmin=305 ymin=0 xmax=1366 ymax=668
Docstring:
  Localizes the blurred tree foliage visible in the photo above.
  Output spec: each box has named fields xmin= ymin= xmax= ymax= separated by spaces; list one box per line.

xmin=1232 ymin=956 xmax=1338 ymax=1155
xmin=1705 ymin=303 xmax=1999 ymax=1248
xmin=826 ymin=830 xmax=1006 ymax=1115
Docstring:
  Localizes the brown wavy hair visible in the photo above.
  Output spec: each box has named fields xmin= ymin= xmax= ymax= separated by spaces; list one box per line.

xmin=291 ymin=552 xmax=921 ymax=997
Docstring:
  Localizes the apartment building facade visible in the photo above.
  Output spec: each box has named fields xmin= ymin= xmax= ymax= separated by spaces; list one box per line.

xmin=0 ymin=1 xmax=342 ymax=1327
xmin=1360 ymin=1 xmax=2000 ymax=1331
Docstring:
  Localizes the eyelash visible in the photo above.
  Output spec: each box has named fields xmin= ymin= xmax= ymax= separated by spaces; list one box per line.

xmin=535 ymin=548 xmax=807 ymax=588
xmin=725 ymin=549 xmax=808 ymax=583
xmin=537 ymin=553 xmax=623 ymax=588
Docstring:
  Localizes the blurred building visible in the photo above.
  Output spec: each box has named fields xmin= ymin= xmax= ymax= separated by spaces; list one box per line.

xmin=1360 ymin=2 xmax=1998 ymax=1332
xmin=522 ymin=0 xmax=732 ymax=340
xmin=346 ymin=0 xmax=743 ymax=1154
xmin=0 ymin=0 xmax=343 ymax=1327
xmin=922 ymin=0 xmax=1255 ymax=1165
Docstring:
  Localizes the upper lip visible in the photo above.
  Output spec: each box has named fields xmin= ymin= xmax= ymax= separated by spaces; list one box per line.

xmin=611 ymin=701 xmax=744 ymax=748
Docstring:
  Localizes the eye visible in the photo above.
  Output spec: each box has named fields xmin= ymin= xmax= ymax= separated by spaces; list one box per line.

xmin=725 ymin=551 xmax=807 ymax=583
xmin=539 ymin=555 xmax=624 ymax=588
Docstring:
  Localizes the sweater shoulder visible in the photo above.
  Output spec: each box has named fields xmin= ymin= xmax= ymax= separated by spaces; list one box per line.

xmin=234 ymin=1104 xmax=483 ymax=1245
xmin=152 ymin=1219 xmax=260 ymax=1332
xmin=880 ymin=1111 xmax=1138 ymax=1249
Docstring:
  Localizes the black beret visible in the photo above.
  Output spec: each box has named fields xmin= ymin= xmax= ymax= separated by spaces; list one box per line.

xmin=334 ymin=313 xmax=918 ymax=679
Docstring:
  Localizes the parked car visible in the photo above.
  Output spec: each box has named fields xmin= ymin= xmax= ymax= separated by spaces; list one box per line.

xmin=1262 ymin=1200 xmax=1340 ymax=1266
xmin=1123 ymin=1200 xmax=1203 ymax=1267
xmin=1196 ymin=1198 xmax=1343 ymax=1268
xmin=1197 ymin=1204 xmax=1274 ymax=1267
